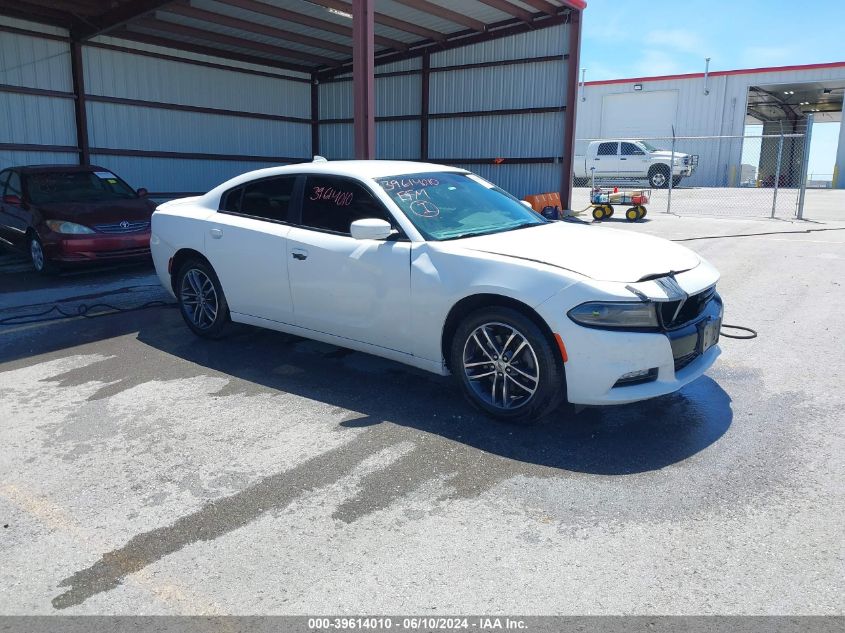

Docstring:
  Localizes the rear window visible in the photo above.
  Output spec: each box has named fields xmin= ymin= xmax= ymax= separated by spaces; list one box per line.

xmin=26 ymin=171 xmax=136 ymax=204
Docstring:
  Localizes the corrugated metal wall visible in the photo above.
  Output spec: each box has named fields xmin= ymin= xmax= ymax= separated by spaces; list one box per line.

xmin=317 ymin=23 xmax=570 ymax=198
xmin=0 ymin=18 xmax=77 ymax=170
xmin=83 ymin=42 xmax=312 ymax=195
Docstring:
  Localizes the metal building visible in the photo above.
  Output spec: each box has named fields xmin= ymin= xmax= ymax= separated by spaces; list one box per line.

xmin=574 ymin=62 xmax=845 ymax=188
xmin=0 ymin=0 xmax=584 ymax=205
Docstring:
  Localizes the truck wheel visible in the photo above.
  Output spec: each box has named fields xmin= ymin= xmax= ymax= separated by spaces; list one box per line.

xmin=648 ymin=165 xmax=670 ymax=189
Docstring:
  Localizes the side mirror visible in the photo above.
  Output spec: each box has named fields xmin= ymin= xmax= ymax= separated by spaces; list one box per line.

xmin=137 ymin=188 xmax=148 ymax=197
xmin=350 ymin=218 xmax=394 ymax=241
xmin=520 ymin=200 xmax=534 ymax=210
xmin=2 ymin=194 xmax=22 ymax=206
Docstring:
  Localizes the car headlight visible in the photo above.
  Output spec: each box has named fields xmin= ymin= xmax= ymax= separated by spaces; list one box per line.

xmin=568 ymin=301 xmax=659 ymax=329
xmin=45 ymin=220 xmax=95 ymax=234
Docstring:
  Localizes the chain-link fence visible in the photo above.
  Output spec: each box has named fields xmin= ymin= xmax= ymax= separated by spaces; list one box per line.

xmin=573 ymin=127 xmax=816 ymax=219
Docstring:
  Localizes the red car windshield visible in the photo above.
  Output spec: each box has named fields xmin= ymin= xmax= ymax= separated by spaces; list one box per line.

xmin=26 ymin=171 xmax=137 ymax=204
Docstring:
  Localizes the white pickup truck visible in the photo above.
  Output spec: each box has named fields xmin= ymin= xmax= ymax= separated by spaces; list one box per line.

xmin=574 ymin=140 xmax=698 ymax=188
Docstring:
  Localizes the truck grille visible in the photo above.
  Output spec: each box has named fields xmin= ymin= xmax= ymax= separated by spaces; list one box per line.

xmin=93 ymin=221 xmax=150 ymax=234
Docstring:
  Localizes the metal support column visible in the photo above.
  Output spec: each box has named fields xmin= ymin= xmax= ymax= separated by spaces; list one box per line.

xmin=559 ymin=8 xmax=581 ymax=210
xmin=352 ymin=0 xmax=375 ymax=160
xmin=770 ymin=128 xmax=784 ymax=218
xmin=797 ymin=113 xmax=814 ymax=220
xmin=310 ymin=73 xmax=320 ymax=157
xmin=70 ymin=41 xmax=90 ymax=165
xmin=420 ymin=52 xmax=430 ymax=161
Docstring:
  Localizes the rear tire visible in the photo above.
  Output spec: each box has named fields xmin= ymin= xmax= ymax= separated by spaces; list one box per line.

xmin=450 ymin=307 xmax=565 ymax=424
xmin=176 ymin=259 xmax=230 ymax=339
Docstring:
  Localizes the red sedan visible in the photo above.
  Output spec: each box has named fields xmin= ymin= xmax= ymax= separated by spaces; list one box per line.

xmin=0 ymin=164 xmax=157 ymax=274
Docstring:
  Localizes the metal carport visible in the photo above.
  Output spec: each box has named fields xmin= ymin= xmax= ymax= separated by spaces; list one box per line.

xmin=0 ymin=0 xmax=584 ymax=205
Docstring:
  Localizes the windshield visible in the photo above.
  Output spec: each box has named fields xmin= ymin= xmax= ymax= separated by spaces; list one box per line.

xmin=376 ymin=172 xmax=546 ymax=241
xmin=26 ymin=170 xmax=137 ymax=204
xmin=639 ymin=140 xmax=660 ymax=152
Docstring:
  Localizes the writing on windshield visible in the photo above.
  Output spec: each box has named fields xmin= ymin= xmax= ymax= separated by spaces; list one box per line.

xmin=376 ymin=172 xmax=545 ymax=241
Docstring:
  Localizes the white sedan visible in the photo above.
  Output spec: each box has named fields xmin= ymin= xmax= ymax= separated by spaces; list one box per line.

xmin=151 ymin=160 xmax=722 ymax=423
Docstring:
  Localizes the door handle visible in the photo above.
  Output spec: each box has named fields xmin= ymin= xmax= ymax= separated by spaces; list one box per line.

xmin=210 ymin=228 xmax=223 ymax=239
xmin=291 ymin=248 xmax=308 ymax=261
xmin=620 ymin=158 xmax=627 ymax=160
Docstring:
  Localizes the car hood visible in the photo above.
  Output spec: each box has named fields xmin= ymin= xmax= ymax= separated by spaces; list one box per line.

xmin=35 ymin=198 xmax=156 ymax=225
xmin=447 ymin=222 xmax=700 ymax=283
xmin=650 ymin=150 xmax=689 ymax=159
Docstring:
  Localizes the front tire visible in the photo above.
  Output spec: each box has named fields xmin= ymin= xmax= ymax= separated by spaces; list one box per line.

xmin=29 ymin=234 xmax=58 ymax=275
xmin=648 ymin=165 xmax=670 ymax=189
xmin=176 ymin=259 xmax=230 ymax=338
xmin=450 ymin=307 xmax=565 ymax=424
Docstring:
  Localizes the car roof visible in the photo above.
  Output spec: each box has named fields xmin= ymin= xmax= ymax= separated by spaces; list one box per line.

xmin=12 ymin=164 xmax=109 ymax=174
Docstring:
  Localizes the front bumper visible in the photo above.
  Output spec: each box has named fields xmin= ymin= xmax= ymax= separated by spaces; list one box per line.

xmin=538 ymin=279 xmax=723 ymax=406
xmin=41 ymin=231 xmax=151 ymax=263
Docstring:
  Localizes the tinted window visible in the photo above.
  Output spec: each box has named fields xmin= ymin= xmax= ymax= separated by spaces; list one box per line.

xmin=621 ymin=142 xmax=644 ymax=156
xmin=220 ymin=186 xmax=243 ymax=213
xmin=0 ymin=171 xmax=9 ymax=196
xmin=301 ymin=176 xmax=392 ymax=234
xmin=597 ymin=142 xmax=618 ymax=156
xmin=7 ymin=172 xmax=23 ymax=196
xmin=25 ymin=170 xmax=135 ymax=204
xmin=235 ymin=177 xmax=296 ymax=222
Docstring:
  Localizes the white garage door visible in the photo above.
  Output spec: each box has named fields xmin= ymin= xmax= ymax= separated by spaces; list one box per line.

xmin=601 ymin=90 xmax=679 ymax=137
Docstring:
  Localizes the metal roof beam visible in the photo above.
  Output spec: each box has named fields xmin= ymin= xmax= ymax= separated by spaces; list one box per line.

xmin=133 ymin=17 xmax=340 ymax=66
xmin=475 ymin=0 xmax=535 ymax=23
xmin=161 ymin=4 xmax=351 ymax=55
xmin=112 ymin=28 xmax=315 ymax=73
xmin=305 ymin=0 xmax=446 ymax=41
xmin=214 ymin=0 xmax=408 ymax=52
xmin=73 ymin=0 xmax=179 ymax=40
xmin=0 ymin=0 xmax=74 ymax=28
xmin=389 ymin=0 xmax=487 ymax=32
xmin=517 ymin=0 xmax=560 ymax=16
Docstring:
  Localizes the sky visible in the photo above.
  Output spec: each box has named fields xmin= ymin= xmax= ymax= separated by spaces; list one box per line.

xmin=580 ymin=0 xmax=845 ymax=82
xmin=580 ymin=0 xmax=845 ymax=178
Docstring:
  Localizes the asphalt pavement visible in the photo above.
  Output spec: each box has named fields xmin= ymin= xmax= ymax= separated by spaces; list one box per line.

xmin=0 ymin=213 xmax=843 ymax=616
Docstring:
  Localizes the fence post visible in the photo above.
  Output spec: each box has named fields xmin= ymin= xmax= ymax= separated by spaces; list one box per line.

xmin=666 ymin=127 xmax=676 ymax=213
xmin=771 ymin=127 xmax=784 ymax=219
xmin=797 ymin=114 xmax=814 ymax=220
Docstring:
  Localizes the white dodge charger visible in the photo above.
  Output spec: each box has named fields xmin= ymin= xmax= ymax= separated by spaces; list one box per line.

xmin=151 ymin=160 xmax=722 ymax=423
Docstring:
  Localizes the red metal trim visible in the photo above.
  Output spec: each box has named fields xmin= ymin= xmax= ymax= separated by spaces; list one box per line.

xmin=73 ymin=0 xmax=179 ymax=40
xmin=559 ymin=8 xmax=581 ymax=209
xmin=475 ymin=0 xmax=534 ymax=23
xmin=586 ymin=61 xmax=845 ymax=86
xmin=352 ymin=0 xmax=375 ymax=159
xmin=0 ymin=143 xmax=80 ymax=153
xmin=89 ymin=148 xmax=306 ymax=163
xmin=306 ymin=0 xmax=445 ymax=42
xmin=70 ymin=41 xmax=90 ymax=166
xmin=0 ymin=83 xmax=75 ymax=99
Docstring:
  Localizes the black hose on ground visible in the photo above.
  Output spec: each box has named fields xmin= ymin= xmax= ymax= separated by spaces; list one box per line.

xmin=0 ymin=300 xmax=177 ymax=326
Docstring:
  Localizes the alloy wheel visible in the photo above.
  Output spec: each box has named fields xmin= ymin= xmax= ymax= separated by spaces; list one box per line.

xmin=462 ymin=322 xmax=540 ymax=410
xmin=30 ymin=238 xmax=45 ymax=272
xmin=180 ymin=268 xmax=219 ymax=330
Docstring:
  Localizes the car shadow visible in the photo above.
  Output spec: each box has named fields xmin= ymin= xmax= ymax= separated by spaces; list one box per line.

xmin=136 ymin=311 xmax=733 ymax=477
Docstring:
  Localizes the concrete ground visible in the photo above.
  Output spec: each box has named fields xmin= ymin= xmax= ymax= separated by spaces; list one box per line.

xmin=0 ymin=213 xmax=843 ymax=616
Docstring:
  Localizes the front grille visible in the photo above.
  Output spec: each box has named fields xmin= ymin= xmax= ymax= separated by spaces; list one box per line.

xmin=92 ymin=247 xmax=150 ymax=258
xmin=93 ymin=221 xmax=150 ymax=234
xmin=660 ymin=286 xmax=716 ymax=329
